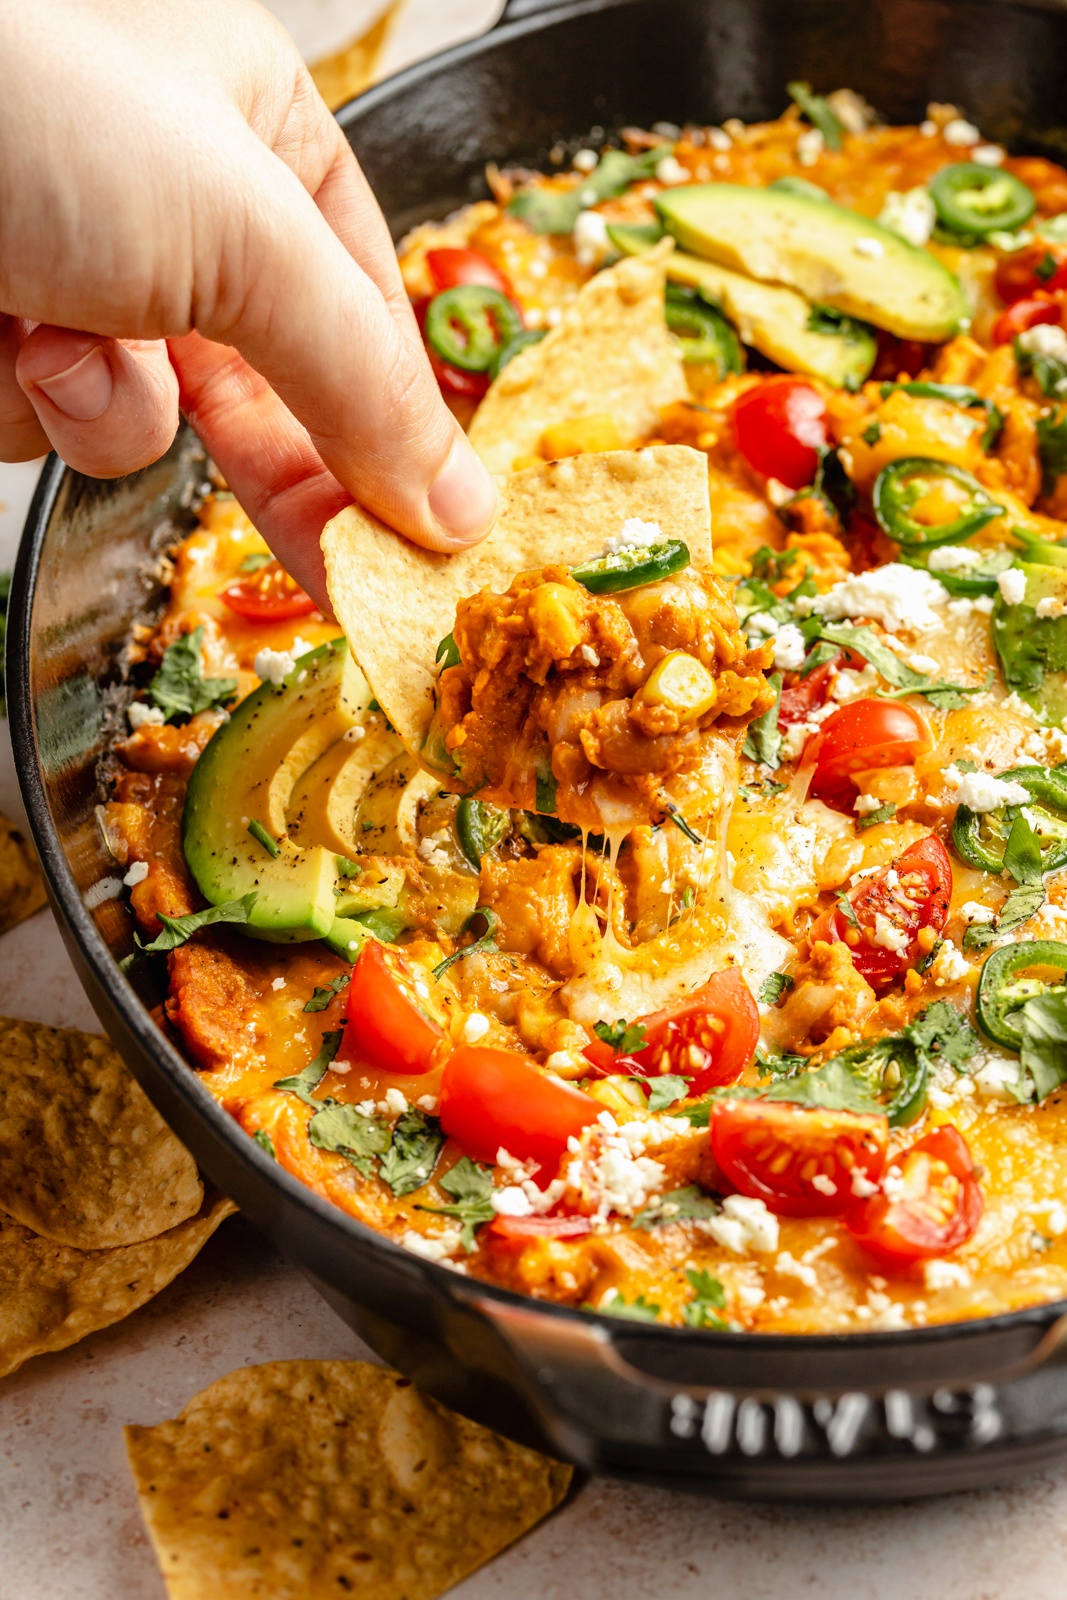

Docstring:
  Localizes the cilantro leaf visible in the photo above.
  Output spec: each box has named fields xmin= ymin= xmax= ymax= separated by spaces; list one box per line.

xmin=787 ymin=81 xmax=843 ymax=149
xmin=308 ymin=1100 xmax=391 ymax=1177
xmin=1004 ymin=809 xmax=1044 ymax=885
xmin=903 ymin=1000 xmax=977 ymax=1069
xmin=632 ymin=1184 xmax=719 ymax=1230
xmin=238 ymin=551 xmax=272 ymax=573
xmin=800 ymin=640 xmax=839 ymax=678
xmin=508 ymin=145 xmax=667 ymax=234
xmin=252 ymin=1129 xmax=276 ymax=1159
xmin=763 ymin=1055 xmax=882 ymax=1114
xmin=417 ymin=1155 xmax=496 ymax=1249
xmin=755 ymin=1045 xmax=807 ymax=1078
xmin=247 ymin=819 xmax=279 ymax=858
xmin=811 ymin=622 xmax=984 ymax=709
xmin=965 ymin=813 xmax=1048 ymax=949
xmin=273 ymin=1030 xmax=344 ymax=1107
xmin=663 ymin=803 xmax=705 ymax=845
xmin=758 ymin=972 xmax=794 ymax=1006
xmin=1019 ymin=990 xmax=1067 ymax=1101
xmin=594 ymin=1018 xmax=648 ymax=1055
xmin=432 ymin=907 xmax=499 ymax=979
xmin=646 ymin=1074 xmax=691 ymax=1112
xmin=742 ymin=672 xmax=783 ymax=768
xmin=303 ymin=972 xmax=351 ymax=1013
xmin=861 ymin=420 xmax=883 ymax=446
xmin=1018 ymin=340 xmax=1067 ymax=403
xmin=857 ymin=801 xmax=897 ymax=830
xmin=750 ymin=546 xmax=800 ymax=584
xmin=535 ymin=768 xmax=558 ymax=815
xmin=682 ymin=1267 xmax=729 ymax=1329
xmin=435 ymin=632 xmax=461 ymax=670
xmin=1038 ymin=407 xmax=1067 ymax=494
xmin=595 ymin=1289 xmax=662 ymax=1321
xmin=378 ymin=1109 xmax=445 ymax=1197
xmin=136 ymin=891 xmax=258 ymax=953
xmin=147 ymin=624 xmax=238 ymax=722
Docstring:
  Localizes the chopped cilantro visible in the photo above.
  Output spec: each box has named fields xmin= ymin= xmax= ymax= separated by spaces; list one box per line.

xmin=417 ymin=1155 xmax=496 ymax=1249
xmin=632 ymin=1185 xmax=718 ymax=1230
xmin=378 ymin=1109 xmax=445 ymax=1196
xmin=682 ymin=1267 xmax=729 ymax=1330
xmin=535 ymin=768 xmax=558 ymax=815
xmin=763 ymin=1054 xmax=882 ymax=1114
xmin=238 ymin=551 xmax=272 ymax=573
xmin=835 ymin=889 xmax=860 ymax=930
xmin=799 ymin=640 xmax=839 ymax=678
xmin=136 ymin=891 xmax=258 ymax=953
xmin=758 ymin=972 xmax=794 ymax=1006
xmin=433 ymin=907 xmax=499 ymax=979
xmin=964 ymin=812 xmax=1047 ymax=950
xmin=663 ymin=802 xmax=705 ymax=845
xmin=810 ymin=621 xmax=987 ymax=709
xmin=435 ymin=632 xmax=461 ymax=670
xmin=594 ymin=1018 xmax=648 ymax=1055
xmin=1018 ymin=339 xmax=1067 ymax=402
xmin=750 ymin=546 xmax=800 ymax=584
xmin=303 ymin=973 xmax=351 ymax=1013
xmin=508 ymin=145 xmax=667 ymax=234
xmin=646 ymin=1074 xmax=691 ymax=1112
xmin=273 ymin=1030 xmax=344 ymax=1107
xmin=146 ymin=624 xmax=238 ymax=722
xmin=247 ymin=819 xmax=280 ymax=858
xmin=252 ymin=1129 xmax=276 ymax=1159
xmin=742 ymin=672 xmax=783 ymax=769
xmin=904 ymin=999 xmax=978 ymax=1069
xmin=308 ymin=1100 xmax=391 ymax=1177
xmin=755 ymin=1046 xmax=807 ymax=1078
xmin=857 ymin=801 xmax=897 ymax=830
xmin=787 ymin=81 xmax=843 ymax=149
xmin=336 ymin=856 xmax=362 ymax=879
xmin=1037 ymin=407 xmax=1067 ymax=493
xmin=595 ymin=1289 xmax=662 ymax=1322
xmin=861 ymin=420 xmax=883 ymax=446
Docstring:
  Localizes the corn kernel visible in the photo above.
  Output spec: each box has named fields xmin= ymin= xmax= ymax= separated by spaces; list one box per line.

xmin=636 ymin=651 xmax=718 ymax=721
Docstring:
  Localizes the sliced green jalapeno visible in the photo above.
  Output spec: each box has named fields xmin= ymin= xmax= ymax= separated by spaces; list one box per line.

xmin=977 ymin=939 xmax=1067 ymax=1049
xmin=829 ymin=1036 xmax=929 ymax=1127
xmin=903 ymin=544 xmax=1015 ymax=596
xmin=664 ymin=286 xmax=743 ymax=376
xmin=455 ymin=797 xmax=510 ymax=868
xmin=952 ymin=764 xmax=1067 ymax=874
xmin=930 ymin=163 xmax=1036 ymax=237
xmin=873 ymin=457 xmax=1005 ymax=548
xmin=571 ymin=539 xmax=691 ymax=594
xmin=488 ymin=327 xmax=545 ymax=379
xmin=424 ymin=285 xmax=523 ymax=373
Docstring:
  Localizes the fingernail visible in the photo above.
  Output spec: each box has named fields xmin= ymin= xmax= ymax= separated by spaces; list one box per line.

xmin=427 ymin=436 xmax=497 ymax=546
xmin=34 ymin=346 xmax=113 ymax=421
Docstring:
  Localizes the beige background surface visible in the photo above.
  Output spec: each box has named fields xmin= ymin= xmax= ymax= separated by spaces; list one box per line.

xmin=4 ymin=3 xmax=1067 ymax=1593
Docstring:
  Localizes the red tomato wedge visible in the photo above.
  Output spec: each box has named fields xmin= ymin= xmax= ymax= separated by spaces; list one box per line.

xmin=995 ymin=241 xmax=1067 ymax=304
xmin=582 ymin=968 xmax=759 ymax=1094
xmin=992 ymin=296 xmax=1059 ymax=346
xmin=733 ymin=376 xmax=828 ymax=491
xmin=427 ymin=342 xmax=491 ymax=400
xmin=809 ymin=835 xmax=953 ymax=990
xmin=711 ymin=1099 xmax=889 ymax=1217
xmin=847 ymin=1125 xmax=983 ymax=1265
xmin=806 ymin=698 xmax=932 ymax=809
xmin=439 ymin=1046 xmax=600 ymax=1168
xmin=487 ymin=1214 xmax=593 ymax=1245
xmin=342 ymin=941 xmax=445 ymax=1077
xmin=778 ymin=659 xmax=840 ymax=725
xmin=220 ymin=560 xmax=317 ymax=622
xmin=426 ymin=246 xmax=511 ymax=295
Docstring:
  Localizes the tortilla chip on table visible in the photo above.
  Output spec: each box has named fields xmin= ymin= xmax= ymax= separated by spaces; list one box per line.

xmin=0 ymin=812 xmax=47 ymax=934
xmin=322 ymin=443 xmax=711 ymax=754
xmin=124 ymin=1358 xmax=573 ymax=1600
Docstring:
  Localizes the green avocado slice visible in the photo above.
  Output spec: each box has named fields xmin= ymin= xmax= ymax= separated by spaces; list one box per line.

xmin=183 ymin=638 xmax=375 ymax=944
xmin=992 ymin=562 xmax=1067 ymax=726
xmin=655 ymin=183 xmax=968 ymax=341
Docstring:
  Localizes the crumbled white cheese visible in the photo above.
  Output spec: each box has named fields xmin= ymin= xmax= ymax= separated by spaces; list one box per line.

xmin=127 ymin=701 xmax=165 ymax=729
xmin=943 ymin=118 xmax=981 ymax=146
xmin=749 ymin=616 xmax=807 ymax=671
xmin=707 ymin=126 xmax=732 ymax=151
xmin=960 ymin=900 xmax=997 ymax=926
xmin=830 ymin=663 xmax=881 ymax=702
xmin=927 ymin=544 xmax=982 ymax=572
xmin=1036 ymin=596 xmax=1067 ymax=619
xmin=601 ymin=517 xmax=663 ymax=556
xmin=972 ymin=144 xmax=1005 ymax=166
xmin=850 ymin=1168 xmax=879 ymax=1198
xmin=1046 ymin=1203 xmax=1067 ymax=1236
xmin=565 ymin=1114 xmax=686 ymax=1220
xmin=703 ymin=1194 xmax=779 ymax=1256
xmin=796 ymin=127 xmax=824 ymax=166
xmin=356 ymin=1100 xmax=376 ymax=1116
xmin=813 ymin=562 xmax=948 ymax=634
xmin=930 ymin=939 xmax=970 ymax=987
xmin=775 ymin=1250 xmax=818 ymax=1287
xmin=382 ymin=1088 xmax=409 ymax=1116
xmin=401 ymin=1227 xmax=462 ymax=1262
xmin=416 ymin=829 xmax=453 ymax=871
xmin=579 ymin=644 xmax=601 ymax=667
xmin=416 ymin=1094 xmax=438 ymax=1113
xmin=950 ymin=769 xmax=1031 ymax=811
xmin=853 ymin=236 xmax=885 ymax=259
xmin=779 ymin=721 xmax=817 ymax=763
xmin=543 ymin=1048 xmax=587 ymax=1075
xmin=1017 ymin=323 xmax=1067 ymax=363
xmin=656 ymin=154 xmax=690 ymax=186
xmin=853 ymin=793 xmax=883 ymax=816
xmin=970 ymin=1046 xmax=1023 ymax=1101
xmin=997 ymin=568 xmax=1029 ymax=607
xmin=871 ymin=912 xmax=910 ymax=954
xmin=342 ymin=723 xmax=366 ymax=742
xmin=920 ymin=119 xmax=938 ymax=138
xmin=461 ymin=1012 xmax=490 ymax=1045
xmin=572 ymin=208 xmax=611 ymax=266
xmin=254 ymin=646 xmax=296 ymax=685
xmin=878 ymin=187 xmax=937 ymax=247
xmin=572 ymin=147 xmax=599 ymax=172
xmin=271 ymin=975 xmax=286 ymax=991
xmin=764 ymin=477 xmax=794 ymax=508
xmin=490 ymin=1185 xmax=533 ymax=1217
xmin=923 ymin=1259 xmax=973 ymax=1291
xmin=908 ymin=652 xmax=940 ymax=674
xmin=122 ymin=859 xmax=149 ymax=887
xmin=810 ymin=1174 xmax=838 ymax=1197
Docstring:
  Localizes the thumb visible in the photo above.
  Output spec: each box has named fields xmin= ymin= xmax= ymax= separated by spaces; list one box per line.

xmin=192 ymin=133 xmax=497 ymax=552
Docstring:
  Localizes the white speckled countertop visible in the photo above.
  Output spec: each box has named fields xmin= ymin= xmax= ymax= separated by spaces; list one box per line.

xmin=5 ymin=5 xmax=1067 ymax=1588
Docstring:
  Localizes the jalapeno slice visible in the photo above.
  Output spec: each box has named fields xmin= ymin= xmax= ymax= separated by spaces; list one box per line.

xmin=664 ymin=286 xmax=743 ymax=377
xmin=977 ymin=939 xmax=1067 ymax=1049
xmin=424 ymin=286 xmax=524 ymax=374
xmin=930 ymin=163 xmax=1036 ymax=238
xmin=488 ymin=327 xmax=545 ymax=380
xmin=455 ymin=797 xmax=510 ymax=868
xmin=952 ymin=764 xmax=1067 ymax=874
xmin=828 ymin=1037 xmax=929 ymax=1127
xmin=903 ymin=544 xmax=1015 ymax=596
xmin=873 ymin=457 xmax=1005 ymax=548
xmin=571 ymin=539 xmax=691 ymax=594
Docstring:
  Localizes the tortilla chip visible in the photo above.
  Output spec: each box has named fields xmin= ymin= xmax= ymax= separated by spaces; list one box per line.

xmin=0 ymin=813 xmax=46 ymax=934
xmin=322 ymin=444 xmax=711 ymax=752
xmin=0 ymin=1193 xmax=234 ymax=1379
xmin=125 ymin=1359 xmax=572 ymax=1600
xmin=468 ymin=239 xmax=687 ymax=472
xmin=0 ymin=1016 xmax=203 ymax=1249
xmin=309 ymin=3 xmax=398 ymax=110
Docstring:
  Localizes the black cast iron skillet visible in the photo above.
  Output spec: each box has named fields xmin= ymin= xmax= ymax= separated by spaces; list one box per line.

xmin=13 ymin=0 xmax=1067 ymax=1500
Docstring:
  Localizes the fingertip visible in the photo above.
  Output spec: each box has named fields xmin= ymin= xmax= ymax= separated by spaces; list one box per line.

xmin=425 ymin=433 xmax=498 ymax=550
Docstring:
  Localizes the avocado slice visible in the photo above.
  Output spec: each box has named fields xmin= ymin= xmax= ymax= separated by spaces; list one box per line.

xmin=992 ymin=561 xmax=1067 ymax=725
xmin=183 ymin=638 xmax=375 ymax=945
xmin=656 ymin=184 xmax=968 ymax=341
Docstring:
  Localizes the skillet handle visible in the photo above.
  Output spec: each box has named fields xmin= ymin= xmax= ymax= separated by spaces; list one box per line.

xmin=464 ymin=1293 xmax=1067 ymax=1466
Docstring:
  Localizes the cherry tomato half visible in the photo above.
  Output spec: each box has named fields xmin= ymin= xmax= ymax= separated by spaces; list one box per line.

xmin=847 ymin=1125 xmax=983 ymax=1265
xmin=439 ymin=1046 xmax=600 ymax=1168
xmin=582 ymin=968 xmax=759 ymax=1094
xmin=711 ymin=1099 xmax=889 ymax=1217
xmin=427 ymin=341 xmax=491 ymax=400
xmin=342 ymin=940 xmax=445 ymax=1077
xmin=220 ymin=559 xmax=317 ymax=622
xmin=426 ymin=246 xmax=511 ymax=295
xmin=995 ymin=240 xmax=1067 ymax=305
xmin=809 ymin=834 xmax=953 ymax=990
xmin=806 ymin=698 xmax=932 ymax=809
xmin=992 ymin=296 xmax=1060 ymax=346
xmin=733 ymin=376 xmax=828 ymax=491
xmin=778 ymin=659 xmax=840 ymax=725
xmin=487 ymin=1214 xmax=593 ymax=1245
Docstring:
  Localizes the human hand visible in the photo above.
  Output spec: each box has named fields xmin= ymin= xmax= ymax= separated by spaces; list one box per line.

xmin=0 ymin=0 xmax=497 ymax=607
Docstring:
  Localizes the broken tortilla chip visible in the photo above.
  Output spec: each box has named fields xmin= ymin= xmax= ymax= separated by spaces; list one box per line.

xmin=468 ymin=238 xmax=688 ymax=472
xmin=322 ymin=444 xmax=711 ymax=754
xmin=0 ymin=813 xmax=46 ymax=934
xmin=0 ymin=1193 xmax=234 ymax=1379
xmin=0 ymin=1016 xmax=203 ymax=1249
xmin=125 ymin=1358 xmax=572 ymax=1600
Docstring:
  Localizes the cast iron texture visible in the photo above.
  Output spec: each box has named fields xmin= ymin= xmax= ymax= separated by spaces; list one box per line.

xmin=11 ymin=0 xmax=1067 ymax=1499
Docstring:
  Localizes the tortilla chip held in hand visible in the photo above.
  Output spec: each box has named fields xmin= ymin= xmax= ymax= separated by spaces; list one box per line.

xmin=0 ymin=813 xmax=46 ymax=934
